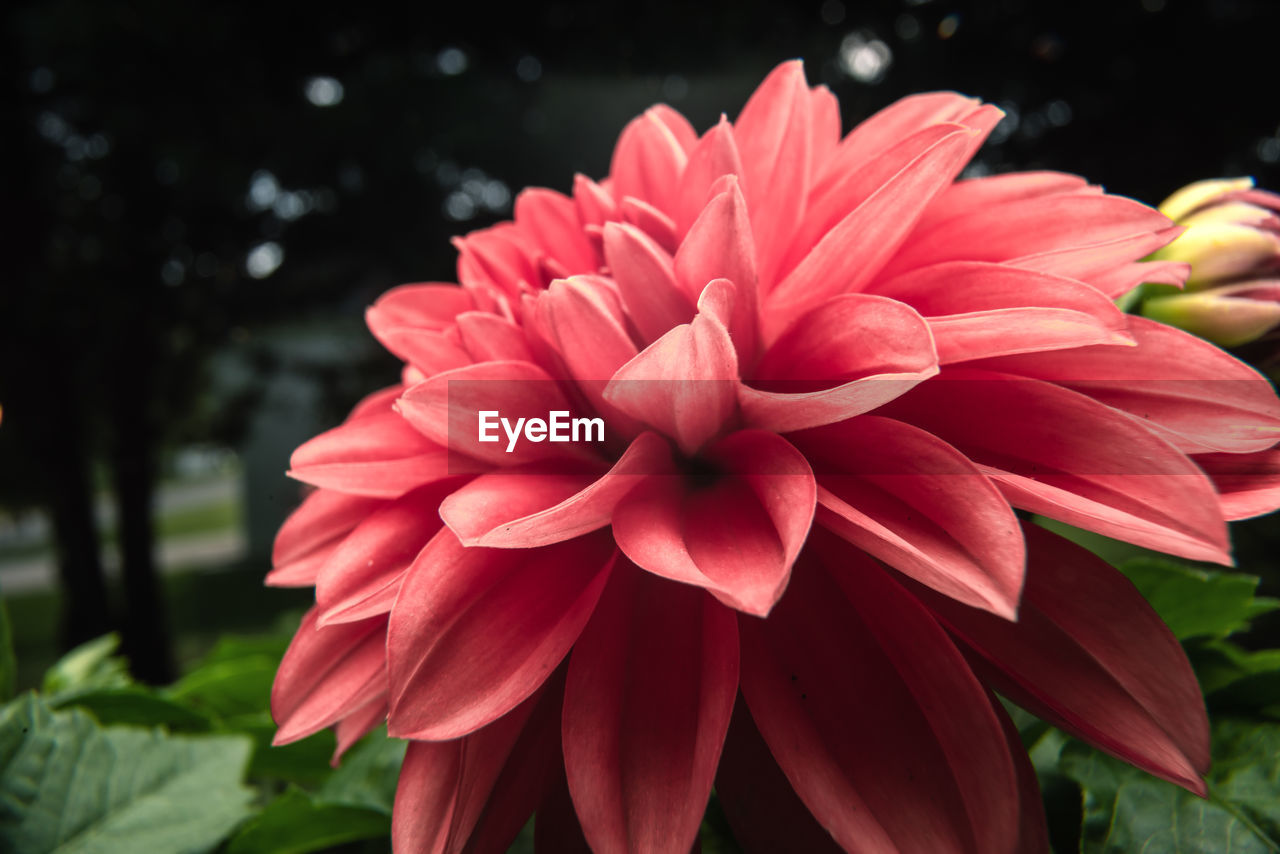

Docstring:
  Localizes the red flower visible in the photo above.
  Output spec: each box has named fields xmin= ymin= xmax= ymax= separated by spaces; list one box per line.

xmin=269 ymin=61 xmax=1280 ymax=853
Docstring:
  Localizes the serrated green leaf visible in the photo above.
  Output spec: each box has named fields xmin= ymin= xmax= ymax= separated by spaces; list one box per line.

xmin=0 ymin=599 xmax=15 ymax=701
xmin=50 ymin=687 xmax=213 ymax=731
xmin=318 ymin=729 xmax=406 ymax=814
xmin=1118 ymin=558 xmax=1277 ymax=641
xmin=1060 ymin=718 xmax=1280 ymax=853
xmin=42 ymin=634 xmax=132 ymax=703
xmin=0 ymin=693 xmax=254 ymax=854
xmin=225 ymin=788 xmax=389 ymax=854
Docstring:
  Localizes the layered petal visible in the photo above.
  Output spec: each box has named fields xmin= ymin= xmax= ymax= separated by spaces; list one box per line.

xmin=792 ymin=415 xmax=1024 ymax=617
xmin=914 ymin=523 xmax=1210 ymax=793
xmin=563 ymin=566 xmax=738 ymax=854
xmin=612 ymin=430 xmax=815 ymax=616
xmin=387 ymin=530 xmax=615 ymax=739
xmin=269 ymin=489 xmax=386 ymax=587
xmin=288 ymin=411 xmax=463 ymax=498
xmin=739 ymin=540 xmax=1021 ymax=854
xmin=610 ymin=108 xmax=690 ymax=216
xmin=1194 ymin=446 xmax=1280 ymax=520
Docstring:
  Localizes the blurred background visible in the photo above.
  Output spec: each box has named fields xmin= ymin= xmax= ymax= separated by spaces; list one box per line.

xmin=3 ymin=0 xmax=1279 ymax=687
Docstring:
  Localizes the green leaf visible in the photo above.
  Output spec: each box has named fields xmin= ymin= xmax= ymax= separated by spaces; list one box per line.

xmin=1060 ymin=718 xmax=1280 ymax=853
xmin=225 ymin=788 xmax=390 ymax=854
xmin=50 ymin=687 xmax=213 ymax=731
xmin=0 ymin=599 xmax=15 ymax=701
xmin=224 ymin=712 xmax=337 ymax=787
xmin=318 ymin=729 xmax=406 ymax=814
xmin=165 ymin=651 xmax=278 ymax=719
xmin=41 ymin=634 xmax=132 ymax=703
xmin=1118 ymin=558 xmax=1279 ymax=641
xmin=0 ymin=693 xmax=254 ymax=854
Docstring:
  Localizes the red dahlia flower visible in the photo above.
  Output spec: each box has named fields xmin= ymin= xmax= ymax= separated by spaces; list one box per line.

xmin=268 ymin=61 xmax=1280 ymax=853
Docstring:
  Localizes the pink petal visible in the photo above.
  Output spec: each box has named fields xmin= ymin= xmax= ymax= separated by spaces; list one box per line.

xmin=715 ymin=701 xmax=844 ymax=854
xmin=602 ymin=221 xmax=694 ymax=345
xmin=331 ymin=695 xmax=386 ymax=765
xmin=675 ymin=116 xmax=746 ymax=236
xmin=453 ymin=224 xmax=540 ymax=299
xmin=366 ymin=283 xmax=474 ymax=335
xmin=733 ymin=60 xmax=812 ymax=288
xmin=346 ymin=384 xmax=405 ymax=422
xmin=609 ymin=108 xmax=689 ymax=216
xmin=604 ymin=282 xmax=739 ymax=455
xmin=1194 ymin=446 xmax=1280 ymax=520
xmin=673 ymin=177 xmax=760 ymax=364
xmin=912 ymin=171 xmax=1090 ymax=235
xmin=811 ymin=91 xmax=984 ymax=197
xmin=514 ymin=187 xmax=599 ymax=274
xmin=288 ymin=411 xmax=462 ymax=498
xmin=387 ymin=531 xmax=615 ymax=739
xmin=738 ymin=541 xmax=1020 ymax=854
xmin=741 ymin=293 xmax=938 ymax=433
xmin=991 ymin=694 xmax=1052 ymax=854
xmin=882 ymin=369 xmax=1232 ymax=564
xmin=1008 ymin=227 xmax=1186 ymax=298
xmin=270 ymin=489 xmax=386 ymax=586
xmin=440 ymin=432 xmax=673 ymax=548
xmin=315 ymin=485 xmax=454 ymax=625
xmin=393 ymin=682 xmax=560 ymax=854
xmin=573 ymin=173 xmax=619 ymax=229
xmin=454 ymin=311 xmax=533 ymax=363
xmin=765 ymin=129 xmax=977 ymax=331
xmin=883 ymin=193 xmax=1172 ymax=279
xmin=563 ymin=566 xmax=738 ymax=854
xmin=970 ymin=316 xmax=1280 ymax=454
xmin=397 ymin=360 xmax=598 ymax=467
xmin=807 ymin=84 xmax=841 ymax=170
xmin=927 ymin=307 xmax=1135 ymax=364
xmin=792 ymin=415 xmax=1024 ymax=617
xmin=620 ymin=196 xmax=679 ymax=254
xmin=917 ymin=523 xmax=1210 ymax=793
xmin=272 ymin=609 xmax=386 ymax=745
xmin=611 ymin=430 xmax=815 ymax=616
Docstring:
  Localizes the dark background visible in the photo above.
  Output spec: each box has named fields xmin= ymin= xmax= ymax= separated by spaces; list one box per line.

xmin=3 ymin=0 xmax=1278 ymax=683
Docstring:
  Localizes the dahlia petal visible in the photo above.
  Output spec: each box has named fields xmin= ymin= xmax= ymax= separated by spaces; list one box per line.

xmin=453 ymin=224 xmax=541 ymax=298
xmin=766 ymin=129 xmax=976 ymax=331
xmin=675 ymin=116 xmax=746 ymax=236
xmin=514 ymin=187 xmax=598 ymax=274
xmin=808 ymin=84 xmax=841 ymax=170
xmin=573 ymin=173 xmax=619 ymax=229
xmin=792 ymin=415 xmax=1024 ymax=617
xmin=387 ymin=531 xmax=615 ymax=739
xmin=331 ymin=695 xmax=387 ymax=765
xmin=738 ymin=543 xmax=1021 ymax=854
xmin=742 ymin=293 xmax=938 ymax=433
xmin=265 ymin=545 xmax=332 ymax=588
xmin=917 ymin=523 xmax=1210 ymax=793
xmin=610 ymin=108 xmax=689 ymax=216
xmin=912 ymin=171 xmax=1090 ymax=235
xmin=272 ymin=609 xmax=386 ymax=745
xmin=315 ymin=485 xmax=451 ymax=625
xmin=563 ymin=566 xmax=738 ymax=854
xmin=271 ymin=489 xmax=386 ymax=584
xmin=1194 ymin=446 xmax=1280 ymax=520
xmin=734 ymin=60 xmax=811 ymax=288
xmin=620 ymin=196 xmax=679 ymax=254
xmin=366 ymin=283 xmax=474 ymax=335
xmin=397 ymin=360 xmax=597 ymax=467
xmin=990 ymin=695 xmax=1052 ymax=854
xmin=392 ymin=687 xmax=546 ymax=854
xmin=786 ymin=121 xmax=976 ymax=279
xmin=454 ymin=311 xmax=534 ymax=363
xmin=812 ymin=91 xmax=982 ymax=197
xmin=885 ymin=193 xmax=1172 ymax=278
xmin=972 ymin=317 xmax=1280 ymax=454
xmin=602 ymin=221 xmax=694 ymax=345
xmin=346 ymin=384 xmax=405 ymax=422
xmin=535 ymin=772 xmax=593 ymax=854
xmin=673 ymin=178 xmax=760 ymax=363
xmin=603 ymin=283 xmax=739 ymax=455
xmin=440 ymin=432 xmax=673 ymax=548
xmin=716 ymin=700 xmax=844 ymax=854
xmin=369 ymin=324 xmax=473 ymax=375
xmin=1009 ymin=227 xmax=1188 ymax=298
xmin=288 ymin=411 xmax=461 ymax=498
xmin=611 ymin=431 xmax=814 ymax=616
xmin=928 ymin=307 xmax=1135 ymax=363
xmin=647 ymin=103 xmax=699 ymax=153
xmin=882 ymin=369 xmax=1232 ymax=564
xmin=535 ymin=275 xmax=641 ymax=424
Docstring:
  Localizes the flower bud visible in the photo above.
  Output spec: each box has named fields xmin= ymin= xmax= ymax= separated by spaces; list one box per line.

xmin=1138 ymin=178 xmax=1280 ymax=346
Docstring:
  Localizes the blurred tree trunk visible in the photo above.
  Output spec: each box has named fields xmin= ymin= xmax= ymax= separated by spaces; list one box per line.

xmin=40 ymin=409 xmax=114 ymax=649
xmin=112 ymin=343 xmax=173 ymax=684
